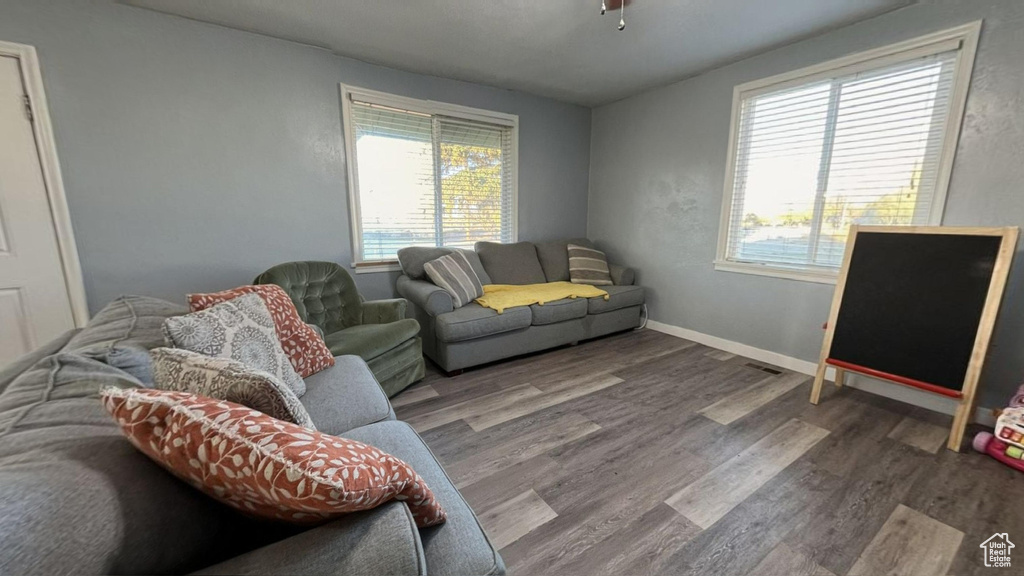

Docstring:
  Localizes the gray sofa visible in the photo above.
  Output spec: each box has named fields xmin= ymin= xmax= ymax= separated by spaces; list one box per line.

xmin=0 ymin=296 xmax=503 ymax=576
xmin=397 ymin=239 xmax=645 ymax=373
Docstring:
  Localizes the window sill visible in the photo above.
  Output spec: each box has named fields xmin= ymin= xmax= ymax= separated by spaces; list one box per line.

xmin=351 ymin=262 xmax=403 ymax=274
xmin=713 ymin=259 xmax=838 ymax=285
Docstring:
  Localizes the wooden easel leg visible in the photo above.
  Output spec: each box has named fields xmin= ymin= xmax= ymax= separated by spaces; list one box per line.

xmin=810 ymin=363 xmax=828 ymax=405
xmin=948 ymin=398 xmax=974 ymax=452
xmin=834 ymin=367 xmax=845 ymax=388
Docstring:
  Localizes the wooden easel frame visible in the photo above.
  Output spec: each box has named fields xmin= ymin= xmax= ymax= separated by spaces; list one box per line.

xmin=810 ymin=225 xmax=1019 ymax=452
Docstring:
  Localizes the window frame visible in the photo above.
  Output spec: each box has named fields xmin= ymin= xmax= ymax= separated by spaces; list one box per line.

xmin=714 ymin=21 xmax=982 ymax=284
xmin=340 ymin=84 xmax=520 ymax=273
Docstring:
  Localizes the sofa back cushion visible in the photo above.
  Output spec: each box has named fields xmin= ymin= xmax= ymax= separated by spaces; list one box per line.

xmin=535 ymin=238 xmax=596 ymax=282
xmin=397 ymin=247 xmax=491 ymax=285
xmin=63 ymin=295 xmax=188 ymax=385
xmin=474 ymin=241 xmax=546 ymax=285
xmin=0 ymin=353 xmax=284 ymax=575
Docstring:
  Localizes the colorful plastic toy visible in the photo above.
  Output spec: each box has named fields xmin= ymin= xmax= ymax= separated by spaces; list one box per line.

xmin=973 ymin=385 xmax=1024 ymax=472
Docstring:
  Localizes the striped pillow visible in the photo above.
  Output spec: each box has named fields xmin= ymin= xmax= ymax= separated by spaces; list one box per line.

xmin=424 ymin=252 xmax=484 ymax=308
xmin=568 ymin=244 xmax=613 ymax=286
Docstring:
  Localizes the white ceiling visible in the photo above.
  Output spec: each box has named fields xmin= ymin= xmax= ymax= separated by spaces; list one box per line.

xmin=124 ymin=0 xmax=912 ymax=106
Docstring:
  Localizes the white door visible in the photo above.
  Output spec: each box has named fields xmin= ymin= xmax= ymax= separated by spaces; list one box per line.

xmin=0 ymin=54 xmax=76 ymax=366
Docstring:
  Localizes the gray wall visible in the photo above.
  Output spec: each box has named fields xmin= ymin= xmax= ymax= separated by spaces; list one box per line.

xmin=0 ymin=0 xmax=591 ymax=308
xmin=588 ymin=0 xmax=1024 ymax=408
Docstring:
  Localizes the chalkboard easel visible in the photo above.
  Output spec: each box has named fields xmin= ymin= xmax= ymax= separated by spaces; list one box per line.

xmin=810 ymin=225 xmax=1019 ymax=452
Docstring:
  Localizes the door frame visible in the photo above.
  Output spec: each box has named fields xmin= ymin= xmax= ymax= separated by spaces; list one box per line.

xmin=0 ymin=40 xmax=88 ymax=327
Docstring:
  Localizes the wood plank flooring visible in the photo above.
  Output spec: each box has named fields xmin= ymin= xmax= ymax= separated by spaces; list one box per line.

xmin=393 ymin=329 xmax=1024 ymax=575
xmin=752 ymin=543 xmax=837 ymax=576
xmin=665 ymin=418 xmax=830 ymax=529
xmin=846 ymin=505 xmax=964 ymax=576
xmin=477 ymin=489 xmax=559 ymax=550
xmin=887 ymin=416 xmax=950 ymax=454
xmin=698 ymin=372 xmax=807 ymax=425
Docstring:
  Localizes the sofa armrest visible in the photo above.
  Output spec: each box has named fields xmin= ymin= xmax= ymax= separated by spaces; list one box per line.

xmin=195 ymin=502 xmax=426 ymax=576
xmin=361 ymin=298 xmax=408 ymax=324
xmin=0 ymin=328 xmax=78 ymax=394
xmin=396 ymin=275 xmax=454 ymax=317
xmin=609 ymin=264 xmax=635 ymax=286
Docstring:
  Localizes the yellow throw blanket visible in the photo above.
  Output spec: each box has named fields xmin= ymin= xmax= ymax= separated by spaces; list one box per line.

xmin=475 ymin=282 xmax=609 ymax=314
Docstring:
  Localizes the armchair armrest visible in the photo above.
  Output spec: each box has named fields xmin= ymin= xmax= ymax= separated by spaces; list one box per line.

xmin=396 ymin=275 xmax=454 ymax=317
xmin=609 ymin=264 xmax=635 ymax=286
xmin=306 ymin=323 xmax=325 ymax=338
xmin=361 ymin=298 xmax=408 ymax=324
xmin=195 ymin=502 xmax=426 ymax=576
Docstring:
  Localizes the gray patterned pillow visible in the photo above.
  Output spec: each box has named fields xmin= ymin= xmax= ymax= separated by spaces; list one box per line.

xmin=151 ymin=348 xmax=314 ymax=428
xmin=162 ymin=293 xmax=306 ymax=396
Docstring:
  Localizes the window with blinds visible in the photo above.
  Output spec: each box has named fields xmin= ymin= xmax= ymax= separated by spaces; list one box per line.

xmin=343 ymin=88 xmax=517 ymax=264
xmin=717 ymin=27 xmax=977 ymax=280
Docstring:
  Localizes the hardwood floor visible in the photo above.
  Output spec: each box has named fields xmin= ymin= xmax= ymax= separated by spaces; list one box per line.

xmin=393 ymin=329 xmax=1024 ymax=576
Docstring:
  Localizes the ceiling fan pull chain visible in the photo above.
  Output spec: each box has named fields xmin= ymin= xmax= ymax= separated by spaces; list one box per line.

xmin=618 ymin=1 xmax=626 ymax=30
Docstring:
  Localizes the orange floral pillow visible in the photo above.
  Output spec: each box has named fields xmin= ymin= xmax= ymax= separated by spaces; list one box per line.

xmin=188 ymin=285 xmax=334 ymax=378
xmin=101 ymin=387 xmax=446 ymax=527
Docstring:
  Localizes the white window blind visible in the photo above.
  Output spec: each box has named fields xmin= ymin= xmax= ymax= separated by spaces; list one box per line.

xmin=437 ymin=118 xmax=515 ymax=248
xmin=346 ymin=93 xmax=516 ymax=264
xmin=719 ymin=32 xmax=973 ymax=278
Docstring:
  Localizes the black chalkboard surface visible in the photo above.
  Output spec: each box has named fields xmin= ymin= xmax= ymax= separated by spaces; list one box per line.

xmin=810 ymin=225 xmax=1018 ymax=452
xmin=829 ymin=232 xmax=1001 ymax=393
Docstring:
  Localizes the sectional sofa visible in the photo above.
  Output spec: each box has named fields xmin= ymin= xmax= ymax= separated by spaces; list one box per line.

xmin=0 ymin=296 xmax=503 ymax=576
xmin=397 ymin=239 xmax=645 ymax=373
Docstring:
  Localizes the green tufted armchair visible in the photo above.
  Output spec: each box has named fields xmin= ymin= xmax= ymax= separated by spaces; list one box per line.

xmin=254 ymin=261 xmax=425 ymax=397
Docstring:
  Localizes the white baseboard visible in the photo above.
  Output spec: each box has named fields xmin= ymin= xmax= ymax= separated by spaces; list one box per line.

xmin=646 ymin=319 xmax=995 ymax=427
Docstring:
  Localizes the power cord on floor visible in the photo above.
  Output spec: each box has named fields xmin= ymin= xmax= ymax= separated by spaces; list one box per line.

xmin=636 ymin=303 xmax=648 ymax=330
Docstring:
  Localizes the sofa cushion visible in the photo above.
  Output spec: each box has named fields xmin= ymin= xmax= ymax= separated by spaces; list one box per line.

xmin=323 ymin=319 xmax=420 ymax=361
xmin=0 ymin=354 xmax=276 ymax=575
xmin=65 ymin=295 xmax=187 ymax=354
xmin=608 ymin=263 xmax=636 ymax=286
xmin=163 ymin=293 xmax=306 ymax=397
xmin=0 ymin=353 xmax=141 ymax=433
xmin=588 ymin=285 xmax=645 ymax=314
xmin=300 ymin=355 xmax=396 ymax=436
xmin=196 ymin=502 xmax=426 ymax=576
xmin=535 ymin=238 xmax=595 ymax=283
xmin=63 ymin=295 xmax=187 ymax=384
xmin=343 ymin=421 xmax=505 ymax=576
xmin=101 ymin=388 xmax=447 ymax=527
xmin=474 ymin=241 xmax=546 ymax=285
xmin=530 ymin=298 xmax=588 ymax=326
xmin=151 ymin=347 xmax=315 ymax=428
xmin=398 ymin=247 xmax=492 ymax=285
xmin=435 ymin=303 xmax=532 ymax=343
